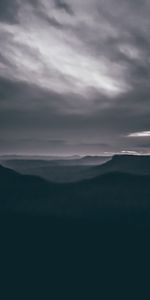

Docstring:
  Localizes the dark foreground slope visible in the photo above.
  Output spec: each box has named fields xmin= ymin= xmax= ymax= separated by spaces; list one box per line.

xmin=1 ymin=164 xmax=150 ymax=299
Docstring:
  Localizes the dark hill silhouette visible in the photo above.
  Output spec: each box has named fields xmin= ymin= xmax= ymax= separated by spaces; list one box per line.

xmin=0 ymin=164 xmax=19 ymax=180
xmin=1 ymin=164 xmax=150 ymax=225
xmin=93 ymin=154 xmax=150 ymax=176
xmin=3 ymin=154 xmax=150 ymax=184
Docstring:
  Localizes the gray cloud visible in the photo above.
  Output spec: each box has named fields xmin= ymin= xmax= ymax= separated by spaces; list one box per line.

xmin=0 ymin=0 xmax=150 ymax=154
xmin=54 ymin=0 xmax=74 ymax=15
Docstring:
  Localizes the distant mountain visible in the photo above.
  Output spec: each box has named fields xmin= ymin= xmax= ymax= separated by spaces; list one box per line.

xmin=75 ymin=155 xmax=111 ymax=165
xmin=1 ymin=154 xmax=150 ymax=185
xmin=0 ymin=155 xmax=110 ymax=166
xmin=1 ymin=155 xmax=111 ymax=183
xmin=0 ymin=154 xmax=81 ymax=161
xmin=1 ymin=164 xmax=150 ymax=225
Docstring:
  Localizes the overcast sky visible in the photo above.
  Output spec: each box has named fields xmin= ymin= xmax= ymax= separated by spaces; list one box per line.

xmin=0 ymin=0 xmax=150 ymax=155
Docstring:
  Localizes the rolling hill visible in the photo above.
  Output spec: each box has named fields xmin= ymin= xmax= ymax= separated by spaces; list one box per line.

xmin=0 ymin=155 xmax=111 ymax=182
xmin=1 ymin=163 xmax=150 ymax=225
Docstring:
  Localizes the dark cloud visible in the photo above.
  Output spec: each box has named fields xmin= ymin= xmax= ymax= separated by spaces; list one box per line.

xmin=28 ymin=0 xmax=63 ymax=29
xmin=43 ymin=15 xmax=62 ymax=28
xmin=54 ymin=0 xmax=74 ymax=15
xmin=0 ymin=0 xmax=19 ymax=24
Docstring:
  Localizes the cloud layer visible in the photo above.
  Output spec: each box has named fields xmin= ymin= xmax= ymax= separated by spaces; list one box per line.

xmin=0 ymin=0 xmax=150 ymax=154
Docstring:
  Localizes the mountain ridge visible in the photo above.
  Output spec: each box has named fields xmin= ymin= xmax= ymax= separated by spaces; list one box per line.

xmin=1 ymin=163 xmax=150 ymax=224
xmin=93 ymin=154 xmax=150 ymax=176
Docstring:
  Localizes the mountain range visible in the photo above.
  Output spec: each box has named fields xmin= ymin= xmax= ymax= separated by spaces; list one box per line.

xmin=1 ymin=154 xmax=150 ymax=225
xmin=0 ymin=155 xmax=111 ymax=182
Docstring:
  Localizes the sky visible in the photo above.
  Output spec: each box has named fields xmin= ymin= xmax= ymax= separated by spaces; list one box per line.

xmin=0 ymin=0 xmax=150 ymax=155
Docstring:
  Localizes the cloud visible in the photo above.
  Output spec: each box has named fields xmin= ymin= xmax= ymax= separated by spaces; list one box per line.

xmin=0 ymin=0 xmax=150 ymax=154
xmin=0 ymin=0 xmax=130 ymax=97
xmin=121 ymin=150 xmax=141 ymax=155
xmin=128 ymin=131 xmax=150 ymax=138
xmin=54 ymin=0 xmax=74 ymax=15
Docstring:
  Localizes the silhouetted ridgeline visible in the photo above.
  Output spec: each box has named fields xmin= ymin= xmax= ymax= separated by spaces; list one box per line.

xmin=1 ymin=160 xmax=150 ymax=225
xmin=0 ymin=155 xmax=111 ymax=182
xmin=94 ymin=154 xmax=150 ymax=175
